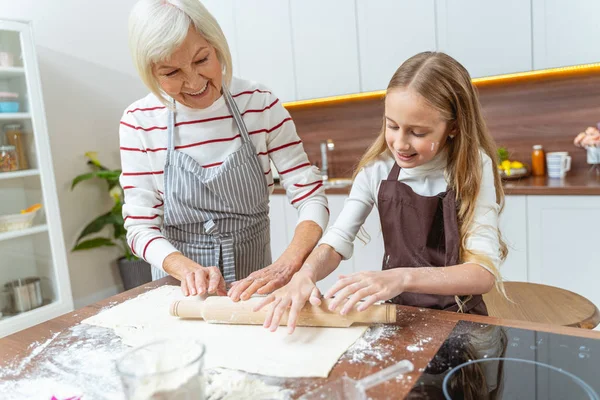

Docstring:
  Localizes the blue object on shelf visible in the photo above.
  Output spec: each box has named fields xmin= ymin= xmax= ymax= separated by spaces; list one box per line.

xmin=0 ymin=102 xmax=20 ymax=113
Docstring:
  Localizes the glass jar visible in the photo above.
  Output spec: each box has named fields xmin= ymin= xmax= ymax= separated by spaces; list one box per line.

xmin=531 ymin=144 xmax=545 ymax=176
xmin=4 ymin=124 xmax=27 ymax=170
xmin=0 ymin=145 xmax=19 ymax=172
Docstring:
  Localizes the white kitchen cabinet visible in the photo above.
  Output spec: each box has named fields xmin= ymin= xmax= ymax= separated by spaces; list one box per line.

xmin=313 ymin=195 xmax=355 ymax=293
xmin=356 ymin=0 xmax=436 ymax=92
xmin=435 ymin=0 xmax=532 ymax=78
xmin=289 ymin=0 xmax=360 ymax=100
xmin=527 ymin=196 xmax=600 ymax=310
xmin=352 ymin=203 xmax=384 ymax=273
xmin=232 ymin=0 xmax=296 ymax=102
xmin=499 ymin=195 xmax=528 ymax=282
xmin=268 ymin=194 xmax=289 ymax=262
xmin=0 ymin=20 xmax=73 ymax=337
xmin=201 ymin=0 xmax=240 ymax=76
xmin=532 ymin=0 xmax=600 ymax=70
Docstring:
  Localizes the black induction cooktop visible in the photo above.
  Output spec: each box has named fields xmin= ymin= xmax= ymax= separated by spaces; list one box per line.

xmin=407 ymin=321 xmax=599 ymax=400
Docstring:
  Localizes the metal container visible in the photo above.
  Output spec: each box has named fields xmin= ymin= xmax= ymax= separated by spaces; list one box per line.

xmin=0 ymin=289 xmax=12 ymax=313
xmin=586 ymin=146 xmax=600 ymax=164
xmin=5 ymin=277 xmax=43 ymax=313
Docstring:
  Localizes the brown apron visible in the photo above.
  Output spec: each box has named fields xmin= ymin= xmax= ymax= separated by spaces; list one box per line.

xmin=377 ymin=162 xmax=488 ymax=315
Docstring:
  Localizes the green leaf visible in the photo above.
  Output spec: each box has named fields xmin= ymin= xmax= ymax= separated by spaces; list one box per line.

xmin=72 ymin=237 xmax=116 ymax=251
xmin=113 ymin=222 xmax=126 ymax=239
xmin=76 ymin=212 xmax=121 ymax=243
xmin=497 ymin=147 xmax=509 ymax=163
xmin=71 ymin=172 xmax=96 ymax=189
xmin=71 ymin=170 xmax=122 ymax=190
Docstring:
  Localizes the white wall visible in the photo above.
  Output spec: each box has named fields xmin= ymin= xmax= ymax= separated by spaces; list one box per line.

xmin=0 ymin=0 xmax=146 ymax=308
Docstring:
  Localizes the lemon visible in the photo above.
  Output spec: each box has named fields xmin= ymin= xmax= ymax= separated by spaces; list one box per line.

xmin=510 ymin=161 xmax=524 ymax=169
xmin=501 ymin=160 xmax=512 ymax=170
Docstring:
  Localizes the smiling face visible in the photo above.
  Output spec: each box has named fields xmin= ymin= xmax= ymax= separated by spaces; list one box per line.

xmin=384 ymin=88 xmax=452 ymax=168
xmin=152 ymin=27 xmax=223 ymax=109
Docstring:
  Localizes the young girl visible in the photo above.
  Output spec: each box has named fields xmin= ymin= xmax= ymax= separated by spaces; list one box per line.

xmin=255 ymin=52 xmax=507 ymax=334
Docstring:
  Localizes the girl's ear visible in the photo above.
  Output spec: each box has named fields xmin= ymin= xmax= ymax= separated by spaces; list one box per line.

xmin=447 ymin=121 xmax=458 ymax=139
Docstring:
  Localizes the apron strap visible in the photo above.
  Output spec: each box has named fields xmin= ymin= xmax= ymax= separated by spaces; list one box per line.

xmin=387 ymin=161 xmax=401 ymax=181
xmin=222 ymin=83 xmax=251 ymax=144
xmin=167 ymin=98 xmax=176 ymax=153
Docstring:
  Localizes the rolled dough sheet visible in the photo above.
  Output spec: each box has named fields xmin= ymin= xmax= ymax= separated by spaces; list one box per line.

xmin=82 ymin=286 xmax=368 ymax=378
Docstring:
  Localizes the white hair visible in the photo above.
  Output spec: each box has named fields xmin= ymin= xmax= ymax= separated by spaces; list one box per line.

xmin=128 ymin=0 xmax=233 ymax=106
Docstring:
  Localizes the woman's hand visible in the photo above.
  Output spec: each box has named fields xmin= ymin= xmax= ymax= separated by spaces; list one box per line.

xmin=324 ymin=269 xmax=408 ymax=315
xmin=228 ymin=256 xmax=302 ymax=302
xmin=163 ymin=252 xmax=227 ymax=297
xmin=252 ymin=269 xmax=322 ymax=334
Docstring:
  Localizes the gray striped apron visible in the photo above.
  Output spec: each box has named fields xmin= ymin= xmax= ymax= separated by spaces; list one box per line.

xmin=152 ymin=86 xmax=272 ymax=283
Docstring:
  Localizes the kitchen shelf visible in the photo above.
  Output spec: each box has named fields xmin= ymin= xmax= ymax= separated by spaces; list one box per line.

xmin=0 ymin=19 xmax=73 ymax=338
xmin=0 ymin=113 xmax=31 ymax=120
xmin=0 ymin=169 xmax=39 ymax=180
xmin=0 ymin=66 xmax=25 ymax=77
xmin=0 ymin=301 xmax=71 ymax=338
xmin=0 ymin=224 xmax=47 ymax=242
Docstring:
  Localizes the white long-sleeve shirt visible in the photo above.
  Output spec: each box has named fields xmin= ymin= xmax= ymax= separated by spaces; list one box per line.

xmin=119 ymin=77 xmax=329 ymax=270
xmin=320 ymin=150 xmax=501 ymax=273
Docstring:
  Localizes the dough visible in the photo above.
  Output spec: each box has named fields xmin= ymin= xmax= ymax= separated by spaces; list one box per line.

xmin=82 ymin=286 xmax=368 ymax=378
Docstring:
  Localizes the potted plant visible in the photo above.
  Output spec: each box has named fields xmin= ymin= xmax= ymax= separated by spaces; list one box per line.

xmin=71 ymin=152 xmax=152 ymax=291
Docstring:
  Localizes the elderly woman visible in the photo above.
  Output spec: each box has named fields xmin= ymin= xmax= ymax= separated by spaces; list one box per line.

xmin=120 ymin=0 xmax=329 ymax=301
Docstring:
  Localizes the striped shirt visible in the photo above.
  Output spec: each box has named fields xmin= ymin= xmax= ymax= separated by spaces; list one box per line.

xmin=119 ymin=77 xmax=329 ymax=270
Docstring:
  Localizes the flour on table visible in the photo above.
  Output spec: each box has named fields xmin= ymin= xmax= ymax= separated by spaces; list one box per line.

xmin=0 ymin=321 xmax=292 ymax=399
xmin=207 ymin=369 xmax=290 ymax=400
xmin=82 ymin=285 xmax=369 ymax=378
xmin=341 ymin=324 xmax=402 ymax=365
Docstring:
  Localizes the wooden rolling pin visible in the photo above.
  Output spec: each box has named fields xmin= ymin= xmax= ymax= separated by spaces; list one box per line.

xmin=170 ymin=297 xmax=396 ymax=327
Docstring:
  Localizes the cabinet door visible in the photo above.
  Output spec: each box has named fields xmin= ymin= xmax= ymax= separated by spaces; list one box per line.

xmin=232 ymin=0 xmax=296 ymax=102
xmin=527 ymin=196 xmax=600 ymax=309
xmin=499 ymin=196 xmax=528 ymax=282
xmin=435 ymin=0 xmax=532 ymax=78
xmin=290 ymin=0 xmax=360 ymax=99
xmin=352 ymin=204 xmax=384 ymax=273
xmin=268 ymin=195 xmax=289 ymax=262
xmin=532 ymin=0 xmax=600 ymax=69
xmin=315 ymin=195 xmax=355 ymax=293
xmin=356 ymin=0 xmax=436 ymax=92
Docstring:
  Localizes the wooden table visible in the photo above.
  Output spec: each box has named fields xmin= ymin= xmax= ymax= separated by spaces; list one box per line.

xmin=2 ymin=277 xmax=600 ymax=399
xmin=484 ymin=281 xmax=600 ymax=329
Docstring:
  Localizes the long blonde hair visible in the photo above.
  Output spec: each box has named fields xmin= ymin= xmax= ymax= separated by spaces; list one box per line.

xmin=356 ymin=51 xmax=507 ymax=297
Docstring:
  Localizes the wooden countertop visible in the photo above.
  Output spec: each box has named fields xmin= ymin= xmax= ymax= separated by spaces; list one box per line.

xmin=273 ymin=170 xmax=600 ymax=196
xmin=1 ymin=278 xmax=600 ymax=399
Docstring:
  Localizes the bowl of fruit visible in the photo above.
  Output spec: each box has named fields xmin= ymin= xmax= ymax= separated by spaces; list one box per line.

xmin=497 ymin=147 xmax=529 ymax=180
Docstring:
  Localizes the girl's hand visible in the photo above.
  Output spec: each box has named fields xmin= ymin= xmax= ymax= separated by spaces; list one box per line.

xmin=324 ymin=269 xmax=408 ymax=315
xmin=227 ymin=256 xmax=301 ymax=302
xmin=252 ymin=270 xmax=322 ymax=334
xmin=163 ymin=252 xmax=227 ymax=297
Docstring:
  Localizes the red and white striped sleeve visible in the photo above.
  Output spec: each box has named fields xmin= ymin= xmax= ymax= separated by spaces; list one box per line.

xmin=119 ymin=109 xmax=179 ymax=270
xmin=263 ymin=92 xmax=330 ymax=232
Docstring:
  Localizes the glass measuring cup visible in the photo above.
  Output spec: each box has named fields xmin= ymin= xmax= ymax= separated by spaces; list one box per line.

xmin=116 ymin=339 xmax=206 ymax=400
xmin=300 ymin=359 xmax=414 ymax=400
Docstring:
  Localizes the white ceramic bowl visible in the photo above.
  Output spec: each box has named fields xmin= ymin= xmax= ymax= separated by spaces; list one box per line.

xmin=0 ymin=210 xmax=37 ymax=232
